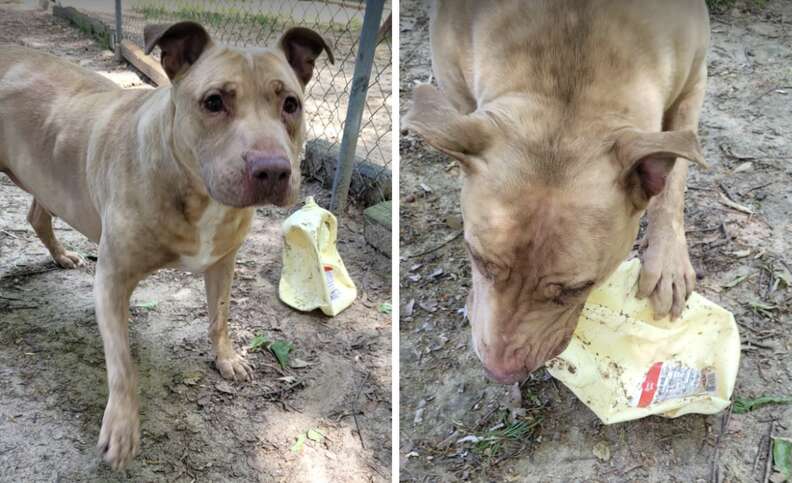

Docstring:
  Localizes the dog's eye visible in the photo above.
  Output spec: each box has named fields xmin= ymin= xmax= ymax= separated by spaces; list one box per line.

xmin=464 ymin=240 xmax=507 ymax=282
xmin=552 ymin=281 xmax=595 ymax=304
xmin=203 ymin=94 xmax=225 ymax=113
xmin=283 ymin=96 xmax=300 ymax=114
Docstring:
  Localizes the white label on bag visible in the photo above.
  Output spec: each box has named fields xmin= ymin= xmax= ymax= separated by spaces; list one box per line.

xmin=633 ymin=362 xmax=716 ymax=408
xmin=324 ymin=265 xmax=341 ymax=301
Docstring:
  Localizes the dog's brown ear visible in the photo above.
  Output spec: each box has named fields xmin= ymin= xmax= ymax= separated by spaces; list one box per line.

xmin=278 ymin=27 xmax=334 ymax=86
xmin=404 ymin=84 xmax=491 ymax=173
xmin=616 ymin=128 xmax=708 ymax=204
xmin=144 ymin=21 xmax=212 ymax=80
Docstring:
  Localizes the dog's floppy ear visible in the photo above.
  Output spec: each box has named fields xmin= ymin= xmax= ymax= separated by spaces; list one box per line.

xmin=616 ymin=128 xmax=708 ymax=205
xmin=278 ymin=27 xmax=334 ymax=87
xmin=404 ymin=84 xmax=491 ymax=173
xmin=144 ymin=21 xmax=212 ymax=80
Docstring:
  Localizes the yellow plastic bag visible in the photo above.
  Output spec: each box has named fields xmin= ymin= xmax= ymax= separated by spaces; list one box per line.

xmin=546 ymin=259 xmax=741 ymax=424
xmin=279 ymin=197 xmax=357 ymax=316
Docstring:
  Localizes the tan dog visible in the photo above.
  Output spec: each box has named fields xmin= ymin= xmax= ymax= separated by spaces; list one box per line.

xmin=406 ymin=0 xmax=709 ymax=384
xmin=0 ymin=22 xmax=332 ymax=468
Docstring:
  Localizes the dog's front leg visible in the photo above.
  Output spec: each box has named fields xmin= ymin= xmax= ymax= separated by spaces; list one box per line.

xmin=638 ymin=67 xmax=707 ymax=320
xmin=94 ymin=250 xmax=142 ymax=470
xmin=204 ymin=249 xmax=253 ymax=381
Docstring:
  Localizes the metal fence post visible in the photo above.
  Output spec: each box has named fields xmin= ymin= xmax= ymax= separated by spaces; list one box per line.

xmin=115 ymin=0 xmax=123 ymax=62
xmin=329 ymin=0 xmax=386 ymax=215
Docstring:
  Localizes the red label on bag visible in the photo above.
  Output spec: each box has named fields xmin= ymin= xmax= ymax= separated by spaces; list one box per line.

xmin=634 ymin=362 xmax=716 ymax=408
xmin=638 ymin=362 xmax=663 ymax=408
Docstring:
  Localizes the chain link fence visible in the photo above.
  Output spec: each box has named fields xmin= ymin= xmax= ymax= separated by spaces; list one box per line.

xmin=55 ymin=0 xmax=391 ymax=208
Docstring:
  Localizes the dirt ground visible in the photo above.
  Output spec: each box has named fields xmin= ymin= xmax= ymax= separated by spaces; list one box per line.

xmin=0 ymin=4 xmax=391 ymax=482
xmin=399 ymin=1 xmax=791 ymax=481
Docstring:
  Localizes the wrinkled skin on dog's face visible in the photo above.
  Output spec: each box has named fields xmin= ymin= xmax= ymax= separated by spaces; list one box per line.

xmin=144 ymin=22 xmax=333 ymax=208
xmin=171 ymin=47 xmax=306 ymax=207
xmin=406 ymin=85 xmax=705 ymax=384
xmin=460 ymin=159 xmax=640 ymax=384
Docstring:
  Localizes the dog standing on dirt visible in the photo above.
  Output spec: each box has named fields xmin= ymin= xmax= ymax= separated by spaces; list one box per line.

xmin=0 ymin=22 xmax=332 ymax=468
xmin=406 ymin=0 xmax=710 ymax=384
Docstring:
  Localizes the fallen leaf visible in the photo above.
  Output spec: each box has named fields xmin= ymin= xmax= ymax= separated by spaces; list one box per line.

xmin=428 ymin=268 xmax=444 ymax=280
xmin=289 ymin=358 xmax=310 ymax=369
xmin=456 ymin=435 xmax=481 ymax=445
xmin=593 ymin=441 xmax=611 ymax=462
xmin=291 ymin=433 xmax=306 ymax=453
xmin=249 ymin=334 xmax=269 ymax=352
xmin=181 ymin=370 xmax=203 ymax=386
xmin=215 ymin=381 xmax=235 ymax=395
xmin=378 ymin=302 xmax=392 ymax=314
xmin=773 ymin=437 xmax=792 ymax=481
xmin=269 ymin=340 xmax=293 ymax=369
xmin=402 ymin=299 xmax=415 ymax=317
xmin=722 ymin=272 xmax=753 ymax=289
xmin=307 ymin=428 xmax=324 ymax=442
xmin=775 ymin=268 xmax=792 ymax=288
xmin=733 ymin=161 xmax=753 ymax=173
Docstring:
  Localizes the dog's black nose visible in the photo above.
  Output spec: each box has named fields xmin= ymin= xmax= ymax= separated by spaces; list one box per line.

xmin=244 ymin=151 xmax=291 ymax=199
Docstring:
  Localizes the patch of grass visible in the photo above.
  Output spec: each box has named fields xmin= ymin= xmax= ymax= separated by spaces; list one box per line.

xmin=733 ymin=395 xmax=792 ymax=414
xmin=135 ymin=3 xmax=283 ymax=31
xmin=471 ymin=416 xmax=541 ymax=459
xmin=133 ymin=2 xmax=356 ymax=38
xmin=454 ymin=402 xmax=544 ymax=465
xmin=377 ymin=302 xmax=392 ymax=314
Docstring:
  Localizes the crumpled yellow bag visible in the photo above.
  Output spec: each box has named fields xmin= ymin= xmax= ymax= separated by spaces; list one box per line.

xmin=278 ymin=197 xmax=357 ymax=316
xmin=546 ymin=259 xmax=741 ymax=424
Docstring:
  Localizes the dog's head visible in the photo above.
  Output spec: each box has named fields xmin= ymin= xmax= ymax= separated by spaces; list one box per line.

xmin=144 ymin=22 xmax=333 ymax=207
xmin=405 ymin=85 xmax=706 ymax=384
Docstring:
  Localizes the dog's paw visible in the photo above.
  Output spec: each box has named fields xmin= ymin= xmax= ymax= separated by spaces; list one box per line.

xmin=215 ymin=352 xmax=254 ymax=382
xmin=54 ymin=250 xmax=85 ymax=269
xmin=638 ymin=230 xmax=696 ymax=320
xmin=97 ymin=400 xmax=140 ymax=470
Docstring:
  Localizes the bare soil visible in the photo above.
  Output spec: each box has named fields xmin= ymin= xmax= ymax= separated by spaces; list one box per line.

xmin=399 ymin=0 xmax=791 ymax=481
xmin=0 ymin=5 xmax=391 ymax=482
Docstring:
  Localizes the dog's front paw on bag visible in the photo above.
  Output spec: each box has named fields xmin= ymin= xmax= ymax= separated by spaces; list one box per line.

xmin=215 ymin=352 xmax=254 ymax=382
xmin=638 ymin=234 xmax=696 ymax=320
xmin=97 ymin=400 xmax=140 ymax=470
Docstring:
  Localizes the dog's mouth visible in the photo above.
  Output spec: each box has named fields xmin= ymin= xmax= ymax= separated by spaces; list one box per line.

xmin=207 ymin=188 xmax=293 ymax=208
xmin=468 ymin=299 xmax=582 ymax=385
xmin=203 ymin=173 xmax=296 ymax=208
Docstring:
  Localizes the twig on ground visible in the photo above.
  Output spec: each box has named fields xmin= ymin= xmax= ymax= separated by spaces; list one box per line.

xmin=741 ymin=181 xmax=776 ymax=194
xmin=718 ymin=193 xmax=754 ymax=214
xmin=749 ymin=85 xmax=792 ymax=105
xmin=353 ymin=371 xmax=371 ymax=449
xmin=491 ymin=443 xmax=528 ymax=468
xmin=0 ymin=266 xmax=58 ymax=279
xmin=408 ymin=231 xmax=462 ymax=258
xmin=710 ymin=405 xmax=733 ymax=483
xmin=686 ymin=226 xmax=722 ymax=234
xmin=719 ymin=182 xmax=738 ymax=203
xmin=762 ymin=420 xmax=776 ymax=483
xmin=754 ymin=435 xmax=768 ymax=473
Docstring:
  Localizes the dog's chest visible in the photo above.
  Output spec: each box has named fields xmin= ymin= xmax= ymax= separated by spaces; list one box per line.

xmin=176 ymin=201 xmax=252 ymax=273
